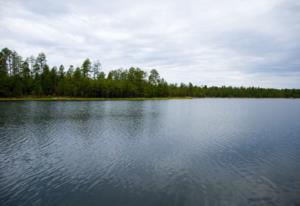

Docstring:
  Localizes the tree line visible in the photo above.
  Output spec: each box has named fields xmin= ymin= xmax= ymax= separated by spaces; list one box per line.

xmin=0 ymin=48 xmax=299 ymax=98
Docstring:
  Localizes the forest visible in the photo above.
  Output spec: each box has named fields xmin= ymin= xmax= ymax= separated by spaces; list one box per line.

xmin=0 ymin=47 xmax=299 ymax=98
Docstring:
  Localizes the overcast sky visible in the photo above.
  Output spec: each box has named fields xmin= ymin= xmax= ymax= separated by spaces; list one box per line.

xmin=0 ymin=0 xmax=299 ymax=88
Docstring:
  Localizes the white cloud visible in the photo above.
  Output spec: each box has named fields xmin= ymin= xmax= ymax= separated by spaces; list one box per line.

xmin=0 ymin=0 xmax=299 ymax=88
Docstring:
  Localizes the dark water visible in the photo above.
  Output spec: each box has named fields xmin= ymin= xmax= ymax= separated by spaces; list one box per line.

xmin=0 ymin=99 xmax=300 ymax=206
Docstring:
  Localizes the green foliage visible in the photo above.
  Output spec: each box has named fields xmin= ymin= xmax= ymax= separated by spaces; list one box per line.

xmin=81 ymin=58 xmax=91 ymax=78
xmin=0 ymin=48 xmax=299 ymax=98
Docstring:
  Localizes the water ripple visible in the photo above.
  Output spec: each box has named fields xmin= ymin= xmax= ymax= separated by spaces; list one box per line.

xmin=0 ymin=99 xmax=300 ymax=206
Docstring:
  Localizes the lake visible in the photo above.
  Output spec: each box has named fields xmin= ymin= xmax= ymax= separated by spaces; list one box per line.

xmin=0 ymin=99 xmax=300 ymax=206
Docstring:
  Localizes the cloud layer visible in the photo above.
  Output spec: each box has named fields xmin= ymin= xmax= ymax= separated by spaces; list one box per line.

xmin=1 ymin=0 xmax=299 ymax=88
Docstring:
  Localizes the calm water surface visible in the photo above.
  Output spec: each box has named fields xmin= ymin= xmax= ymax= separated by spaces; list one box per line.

xmin=0 ymin=99 xmax=300 ymax=206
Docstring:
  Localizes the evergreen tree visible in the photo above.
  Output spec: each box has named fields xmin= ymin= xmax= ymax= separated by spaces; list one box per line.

xmin=0 ymin=47 xmax=299 ymax=98
xmin=82 ymin=58 xmax=91 ymax=78
xmin=93 ymin=60 xmax=101 ymax=79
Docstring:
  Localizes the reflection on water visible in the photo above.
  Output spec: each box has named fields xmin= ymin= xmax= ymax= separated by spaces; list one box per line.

xmin=0 ymin=99 xmax=300 ymax=206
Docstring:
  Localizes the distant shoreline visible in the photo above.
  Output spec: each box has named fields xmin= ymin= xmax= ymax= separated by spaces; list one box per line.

xmin=1 ymin=96 xmax=299 ymax=101
xmin=1 ymin=48 xmax=300 ymax=99
xmin=0 ymin=97 xmax=193 ymax=101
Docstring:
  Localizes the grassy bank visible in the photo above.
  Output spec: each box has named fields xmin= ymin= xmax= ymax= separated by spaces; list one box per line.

xmin=0 ymin=97 xmax=193 ymax=101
